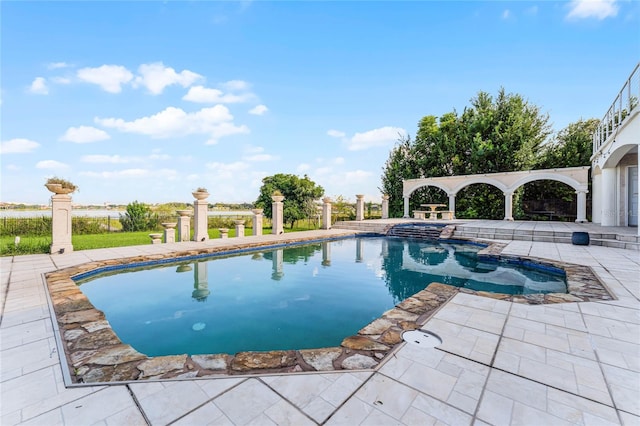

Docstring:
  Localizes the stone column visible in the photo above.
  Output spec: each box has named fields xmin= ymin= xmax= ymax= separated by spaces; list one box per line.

xmin=381 ymin=194 xmax=389 ymax=219
xmin=356 ymin=238 xmax=364 ymax=262
xmin=403 ymin=196 xmax=410 ymax=218
xmin=234 ymin=219 xmax=245 ymax=238
xmin=218 ymin=228 xmax=229 ymax=238
xmin=321 ymin=197 xmax=332 ymax=229
xmin=162 ymin=222 xmax=177 ymax=243
xmin=252 ymin=209 xmax=263 ymax=236
xmin=575 ymin=190 xmax=588 ymax=223
xmin=504 ymin=191 xmax=514 ymax=221
xmin=355 ymin=194 xmax=365 ymax=221
xmin=149 ymin=233 xmax=162 ymax=244
xmin=50 ymin=194 xmax=73 ymax=254
xmin=601 ymin=167 xmax=617 ymax=226
xmin=448 ymin=193 xmax=457 ymax=219
xmin=176 ymin=210 xmax=192 ymax=242
xmin=272 ymin=195 xmax=285 ymax=235
xmin=193 ymin=192 xmax=209 ymax=242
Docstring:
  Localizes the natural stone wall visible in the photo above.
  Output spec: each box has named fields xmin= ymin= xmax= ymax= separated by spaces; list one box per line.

xmin=44 ymin=238 xmax=614 ymax=384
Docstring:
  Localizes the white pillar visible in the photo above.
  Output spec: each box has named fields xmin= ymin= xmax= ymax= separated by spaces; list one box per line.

xmin=601 ymin=167 xmax=617 ymax=226
xmin=218 ymin=228 xmax=229 ymax=238
xmin=592 ymin=172 xmax=602 ymax=224
xmin=381 ymin=194 xmax=389 ymax=219
xmin=176 ymin=210 xmax=192 ymax=242
xmin=252 ymin=209 xmax=263 ymax=236
xmin=50 ymin=194 xmax=73 ymax=254
xmin=193 ymin=196 xmax=209 ymax=242
xmin=448 ymin=193 xmax=456 ymax=219
xmin=355 ymin=194 xmax=365 ymax=221
xmin=162 ymin=222 xmax=176 ymax=243
xmin=575 ymin=190 xmax=588 ymax=223
xmin=234 ymin=219 xmax=245 ymax=238
xmin=321 ymin=197 xmax=332 ymax=229
xmin=403 ymin=195 xmax=410 ymax=218
xmin=504 ymin=191 xmax=514 ymax=221
xmin=272 ymin=195 xmax=284 ymax=235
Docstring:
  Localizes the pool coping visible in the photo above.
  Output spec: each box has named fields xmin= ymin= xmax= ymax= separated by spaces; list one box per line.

xmin=43 ymin=234 xmax=615 ymax=386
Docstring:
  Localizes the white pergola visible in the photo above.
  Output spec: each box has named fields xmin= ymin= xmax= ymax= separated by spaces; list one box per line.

xmin=402 ymin=167 xmax=590 ymax=222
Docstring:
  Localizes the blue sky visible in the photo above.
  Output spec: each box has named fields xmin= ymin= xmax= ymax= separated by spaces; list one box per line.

xmin=1 ymin=0 xmax=638 ymax=205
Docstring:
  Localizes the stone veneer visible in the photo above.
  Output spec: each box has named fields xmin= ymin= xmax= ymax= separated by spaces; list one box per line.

xmin=44 ymin=236 xmax=614 ymax=385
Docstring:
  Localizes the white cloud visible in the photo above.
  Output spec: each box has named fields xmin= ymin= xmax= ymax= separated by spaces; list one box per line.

xmin=81 ymin=155 xmax=142 ymax=164
xmin=77 ymin=65 xmax=134 ymax=93
xmin=29 ymin=77 xmax=48 ymax=95
xmin=327 ymin=129 xmax=346 ymax=138
xmin=80 ymin=168 xmax=179 ymax=180
xmin=133 ymin=62 xmax=202 ymax=95
xmin=7 ymin=164 xmax=20 ymax=171
xmin=244 ymin=145 xmax=264 ymax=154
xmin=567 ymin=0 xmax=618 ymax=20
xmin=249 ymin=104 xmax=268 ymax=115
xmin=297 ymin=163 xmax=311 ymax=172
xmin=95 ymin=105 xmax=249 ymax=143
xmin=183 ymin=85 xmax=253 ymax=103
xmin=48 ymin=62 xmax=71 ymax=69
xmin=526 ymin=5 xmax=538 ymax=15
xmin=348 ymin=126 xmax=406 ymax=151
xmin=333 ymin=157 xmax=345 ymax=165
xmin=243 ymin=153 xmax=278 ymax=162
xmin=502 ymin=9 xmax=511 ymax=19
xmin=149 ymin=153 xmax=171 ymax=160
xmin=344 ymin=170 xmax=373 ymax=182
xmin=0 ymin=138 xmax=40 ymax=154
xmin=51 ymin=76 xmax=72 ymax=85
xmin=60 ymin=126 xmax=110 ymax=143
xmin=222 ymin=80 xmax=250 ymax=91
xmin=36 ymin=160 xmax=69 ymax=169
xmin=205 ymin=161 xmax=250 ymax=180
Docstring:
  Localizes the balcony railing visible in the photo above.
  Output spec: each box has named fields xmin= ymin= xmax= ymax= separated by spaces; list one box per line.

xmin=592 ymin=62 xmax=640 ymax=155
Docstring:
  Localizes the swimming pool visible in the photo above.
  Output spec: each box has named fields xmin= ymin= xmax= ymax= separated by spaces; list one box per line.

xmin=75 ymin=237 xmax=566 ymax=357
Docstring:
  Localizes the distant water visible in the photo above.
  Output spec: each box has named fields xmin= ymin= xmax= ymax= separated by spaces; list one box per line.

xmin=0 ymin=209 xmax=253 ymax=218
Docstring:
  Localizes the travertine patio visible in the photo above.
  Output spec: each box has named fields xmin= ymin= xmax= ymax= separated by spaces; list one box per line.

xmin=1 ymin=222 xmax=638 ymax=425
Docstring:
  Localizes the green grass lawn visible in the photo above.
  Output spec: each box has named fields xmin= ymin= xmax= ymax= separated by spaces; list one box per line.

xmin=0 ymin=222 xmax=320 ymax=256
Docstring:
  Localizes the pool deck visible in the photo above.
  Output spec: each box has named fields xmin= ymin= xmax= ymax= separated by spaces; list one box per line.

xmin=1 ymin=222 xmax=639 ymax=425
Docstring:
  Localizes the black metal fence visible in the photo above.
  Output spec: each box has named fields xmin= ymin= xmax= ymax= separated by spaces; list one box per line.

xmin=0 ymin=214 xmax=265 ymax=237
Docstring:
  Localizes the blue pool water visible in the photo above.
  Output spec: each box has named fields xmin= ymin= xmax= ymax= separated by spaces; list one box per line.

xmin=76 ymin=237 xmax=566 ymax=356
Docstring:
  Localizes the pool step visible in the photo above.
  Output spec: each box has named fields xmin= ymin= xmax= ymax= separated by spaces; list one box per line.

xmin=331 ymin=221 xmax=392 ymax=234
xmin=387 ymin=224 xmax=443 ymax=240
xmin=452 ymin=226 xmax=640 ymax=251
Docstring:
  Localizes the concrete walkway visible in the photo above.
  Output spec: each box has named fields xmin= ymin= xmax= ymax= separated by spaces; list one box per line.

xmin=1 ymin=225 xmax=638 ymax=425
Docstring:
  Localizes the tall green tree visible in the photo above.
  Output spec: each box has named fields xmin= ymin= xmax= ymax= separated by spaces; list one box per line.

xmin=255 ymin=174 xmax=324 ymax=228
xmin=522 ymin=118 xmax=598 ymax=219
xmin=381 ymin=88 xmax=552 ymax=219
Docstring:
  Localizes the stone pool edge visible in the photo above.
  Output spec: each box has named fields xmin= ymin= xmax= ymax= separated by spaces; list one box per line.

xmin=43 ymin=236 xmax=615 ymax=386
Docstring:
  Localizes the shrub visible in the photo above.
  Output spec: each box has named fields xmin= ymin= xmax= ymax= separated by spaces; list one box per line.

xmin=119 ymin=201 xmax=159 ymax=231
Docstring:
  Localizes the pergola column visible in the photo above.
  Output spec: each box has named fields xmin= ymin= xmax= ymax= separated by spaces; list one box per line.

xmin=403 ymin=196 xmax=410 ymax=218
xmin=448 ymin=192 xmax=456 ymax=219
xmin=504 ymin=191 xmax=514 ymax=221
xmin=575 ymin=190 xmax=588 ymax=223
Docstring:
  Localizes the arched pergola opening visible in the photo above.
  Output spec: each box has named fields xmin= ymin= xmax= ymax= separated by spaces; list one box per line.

xmin=454 ymin=183 xmax=505 ymax=220
xmin=405 ymin=184 xmax=448 ymax=216
xmin=519 ymin=179 xmax=586 ymax=222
